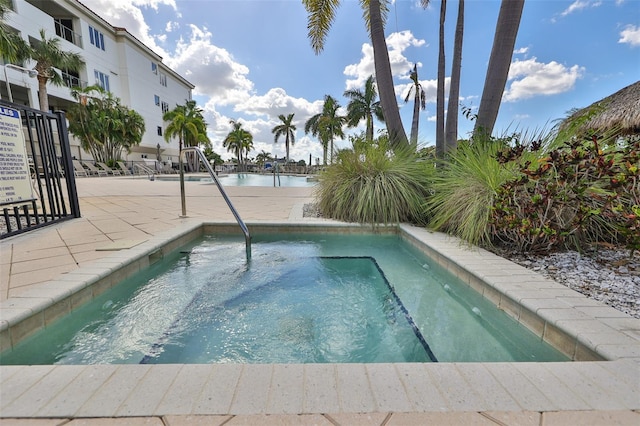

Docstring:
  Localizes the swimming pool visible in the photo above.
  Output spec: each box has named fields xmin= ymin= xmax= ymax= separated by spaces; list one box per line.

xmin=0 ymin=232 xmax=567 ymax=365
xmin=156 ymin=173 xmax=315 ymax=187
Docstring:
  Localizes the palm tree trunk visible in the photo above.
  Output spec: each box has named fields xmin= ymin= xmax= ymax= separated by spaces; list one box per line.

xmin=436 ymin=0 xmax=446 ymax=158
xmin=330 ymin=137 xmax=334 ymax=164
xmin=445 ymin=0 xmax=464 ymax=153
xmin=37 ymin=76 xmax=49 ymax=112
xmin=474 ymin=0 xmax=525 ymax=138
xmin=323 ymin=142 xmax=328 ymax=165
xmin=369 ymin=0 xmax=408 ymax=149
xmin=285 ymin=134 xmax=290 ymax=163
xmin=411 ymin=86 xmax=420 ymax=147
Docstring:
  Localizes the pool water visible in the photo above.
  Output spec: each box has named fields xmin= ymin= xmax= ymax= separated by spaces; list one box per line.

xmin=158 ymin=173 xmax=315 ymax=187
xmin=218 ymin=173 xmax=315 ymax=187
xmin=0 ymin=234 xmax=568 ymax=365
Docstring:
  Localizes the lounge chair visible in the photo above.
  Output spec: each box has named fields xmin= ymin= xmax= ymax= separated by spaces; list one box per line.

xmin=160 ymin=163 xmax=177 ymax=174
xmin=72 ymin=160 xmax=88 ymax=177
xmin=96 ymin=162 xmax=122 ymax=176
xmin=116 ymin=161 xmax=133 ymax=175
xmin=82 ymin=161 xmax=108 ymax=177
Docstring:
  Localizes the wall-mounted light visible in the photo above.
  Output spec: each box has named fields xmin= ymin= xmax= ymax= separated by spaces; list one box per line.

xmin=2 ymin=64 xmax=37 ymax=103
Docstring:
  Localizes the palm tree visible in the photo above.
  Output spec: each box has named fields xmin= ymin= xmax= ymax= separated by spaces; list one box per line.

xmin=120 ymin=107 xmax=146 ymax=159
xmin=303 ymin=0 xmax=408 ymax=149
xmin=305 ymin=114 xmax=330 ymax=166
xmin=305 ymin=95 xmax=346 ymax=165
xmin=203 ymin=146 xmax=223 ymax=168
xmin=0 ymin=0 xmax=29 ymax=64
xmin=241 ymin=132 xmax=254 ymax=170
xmin=344 ymin=75 xmax=384 ymax=142
xmin=255 ymin=150 xmax=273 ymax=169
xmin=436 ymin=0 xmax=446 ymax=157
xmin=182 ymin=101 xmax=210 ymax=149
xmin=474 ymin=0 xmax=525 ymax=138
xmin=271 ymin=113 xmax=296 ymax=163
xmin=444 ymin=0 xmax=464 ymax=153
xmin=163 ymin=100 xmax=209 ymax=171
xmin=68 ymin=85 xmax=145 ymax=164
xmin=28 ymin=29 xmax=84 ymax=112
xmin=223 ymin=120 xmax=253 ymax=172
xmin=403 ymin=64 xmax=426 ymax=147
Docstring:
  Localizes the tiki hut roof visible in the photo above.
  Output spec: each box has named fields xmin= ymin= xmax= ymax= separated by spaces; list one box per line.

xmin=560 ymin=80 xmax=640 ymax=136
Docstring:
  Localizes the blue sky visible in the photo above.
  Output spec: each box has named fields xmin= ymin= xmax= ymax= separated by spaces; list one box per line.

xmin=81 ymin=0 xmax=640 ymax=162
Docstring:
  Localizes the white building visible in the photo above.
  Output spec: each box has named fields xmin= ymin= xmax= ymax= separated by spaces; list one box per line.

xmin=1 ymin=0 xmax=194 ymax=166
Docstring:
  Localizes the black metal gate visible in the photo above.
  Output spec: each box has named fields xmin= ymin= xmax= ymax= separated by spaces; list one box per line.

xmin=0 ymin=101 xmax=81 ymax=239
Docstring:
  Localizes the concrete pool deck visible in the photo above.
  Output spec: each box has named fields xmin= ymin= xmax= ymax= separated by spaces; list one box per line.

xmin=1 ymin=176 xmax=639 ymax=425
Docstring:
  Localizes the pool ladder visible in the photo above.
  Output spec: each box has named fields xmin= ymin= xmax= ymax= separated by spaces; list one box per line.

xmin=179 ymin=147 xmax=251 ymax=260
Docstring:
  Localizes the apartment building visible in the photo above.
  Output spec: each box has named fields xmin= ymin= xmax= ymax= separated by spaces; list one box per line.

xmin=1 ymin=0 xmax=194 ymax=165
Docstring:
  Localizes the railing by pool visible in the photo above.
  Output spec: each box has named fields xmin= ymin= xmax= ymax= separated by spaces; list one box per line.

xmin=179 ymin=147 xmax=251 ymax=260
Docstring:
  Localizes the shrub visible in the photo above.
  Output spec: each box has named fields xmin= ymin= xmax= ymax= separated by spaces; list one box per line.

xmin=425 ymin=137 xmax=521 ymax=247
xmin=315 ymin=140 xmax=432 ymax=224
xmin=491 ymin=135 xmax=639 ymax=254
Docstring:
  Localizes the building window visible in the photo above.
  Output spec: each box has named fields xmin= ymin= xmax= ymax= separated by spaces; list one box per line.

xmin=159 ymin=73 xmax=167 ymax=87
xmin=161 ymin=101 xmax=169 ymax=114
xmin=94 ymin=70 xmax=110 ymax=91
xmin=157 ymin=126 xmax=162 ymax=136
xmin=54 ymin=18 xmax=74 ymax=43
xmin=154 ymin=95 xmax=160 ymax=106
xmin=151 ymin=62 xmax=157 ymax=74
xmin=89 ymin=25 xmax=105 ymax=50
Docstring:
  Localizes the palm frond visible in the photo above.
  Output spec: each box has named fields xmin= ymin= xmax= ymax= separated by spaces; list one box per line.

xmin=303 ymin=0 xmax=341 ymax=54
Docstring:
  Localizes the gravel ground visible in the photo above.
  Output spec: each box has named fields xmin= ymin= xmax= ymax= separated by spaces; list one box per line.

xmin=504 ymin=248 xmax=639 ymax=319
xmin=303 ymin=203 xmax=640 ymax=319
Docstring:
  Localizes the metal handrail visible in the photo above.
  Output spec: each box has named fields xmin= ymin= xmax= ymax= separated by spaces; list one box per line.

xmin=180 ymin=147 xmax=251 ymax=260
xmin=273 ymin=161 xmax=281 ymax=187
xmin=133 ymin=163 xmax=155 ymax=180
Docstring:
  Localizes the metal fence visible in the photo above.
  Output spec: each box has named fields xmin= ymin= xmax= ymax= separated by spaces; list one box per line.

xmin=0 ymin=101 xmax=81 ymax=239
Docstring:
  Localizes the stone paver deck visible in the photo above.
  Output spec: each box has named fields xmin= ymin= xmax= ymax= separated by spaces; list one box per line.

xmin=1 ymin=176 xmax=639 ymax=425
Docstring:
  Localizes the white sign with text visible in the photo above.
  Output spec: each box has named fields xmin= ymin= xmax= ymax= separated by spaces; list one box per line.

xmin=0 ymin=106 xmax=36 ymax=205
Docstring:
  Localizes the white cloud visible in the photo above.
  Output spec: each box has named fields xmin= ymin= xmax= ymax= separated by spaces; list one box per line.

xmin=344 ymin=30 xmax=426 ymax=90
xmin=560 ymin=0 xmax=602 ymax=17
xmin=387 ymin=30 xmax=427 ymax=52
xmin=235 ymin=88 xmax=322 ymax=119
xmin=552 ymin=0 xmax=602 ymax=22
xmin=504 ymin=57 xmax=585 ymax=102
xmin=619 ymin=24 xmax=640 ymax=46
xmin=343 ymin=43 xmax=375 ymax=90
xmin=204 ymin=89 xmax=327 ymax=161
xmin=132 ymin=0 xmax=176 ymax=11
xmin=167 ymin=25 xmax=254 ymax=105
xmin=165 ymin=21 xmax=179 ymax=32
xmin=514 ymin=47 xmax=529 ymax=55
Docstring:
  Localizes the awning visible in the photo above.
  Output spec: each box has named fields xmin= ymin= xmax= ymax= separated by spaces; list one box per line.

xmin=129 ymin=145 xmax=166 ymax=155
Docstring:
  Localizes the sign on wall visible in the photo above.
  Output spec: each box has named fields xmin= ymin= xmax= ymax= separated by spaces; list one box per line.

xmin=0 ymin=106 xmax=36 ymax=205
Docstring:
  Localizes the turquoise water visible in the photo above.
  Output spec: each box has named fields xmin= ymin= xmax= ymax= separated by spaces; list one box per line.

xmin=0 ymin=234 xmax=568 ymax=364
xmin=158 ymin=173 xmax=315 ymax=187
xmin=218 ymin=173 xmax=315 ymax=187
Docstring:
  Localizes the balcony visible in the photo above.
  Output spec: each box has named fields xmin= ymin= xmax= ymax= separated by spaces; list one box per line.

xmin=54 ymin=19 xmax=82 ymax=48
xmin=61 ymin=71 xmax=86 ymax=90
xmin=23 ymin=1 xmax=83 ymax=48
